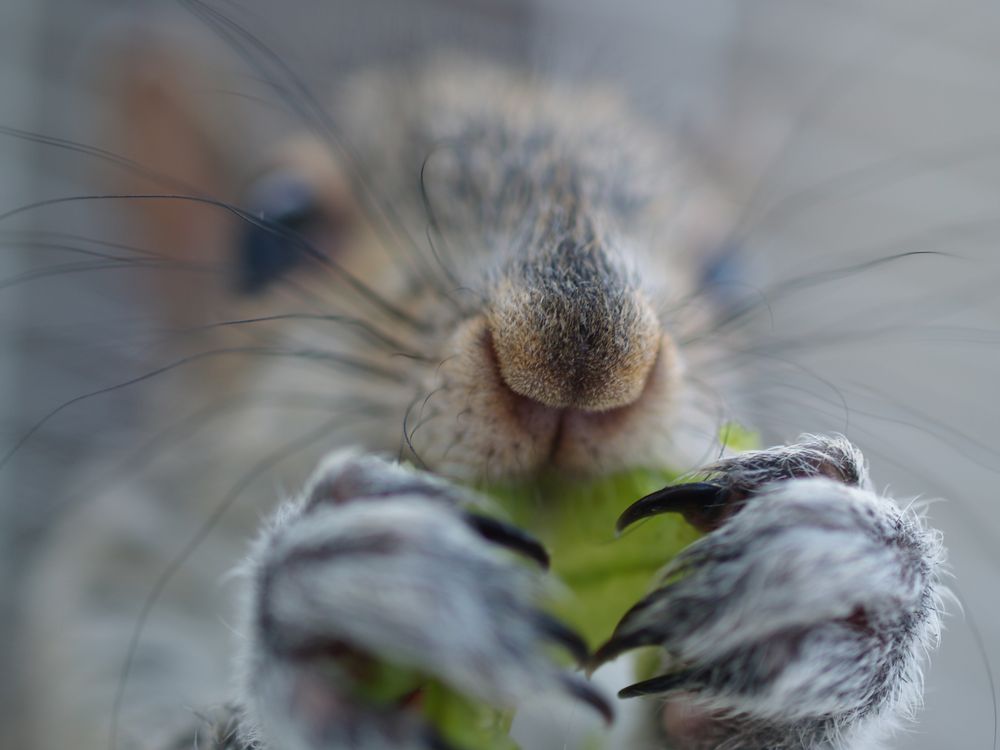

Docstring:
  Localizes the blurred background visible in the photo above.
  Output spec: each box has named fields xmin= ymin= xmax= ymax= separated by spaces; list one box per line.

xmin=1 ymin=1 xmax=999 ymax=748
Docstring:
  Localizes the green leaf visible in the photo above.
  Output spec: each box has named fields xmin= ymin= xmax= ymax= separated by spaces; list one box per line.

xmin=717 ymin=421 xmax=761 ymax=453
xmin=480 ymin=468 xmax=700 ymax=649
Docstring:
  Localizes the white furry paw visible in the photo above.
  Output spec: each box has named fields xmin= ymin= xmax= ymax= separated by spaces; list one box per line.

xmin=595 ymin=436 xmax=945 ymax=750
xmin=236 ymin=452 xmax=610 ymax=750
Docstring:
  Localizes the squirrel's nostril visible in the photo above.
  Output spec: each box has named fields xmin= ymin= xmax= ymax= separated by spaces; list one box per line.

xmin=487 ymin=288 xmax=662 ymax=412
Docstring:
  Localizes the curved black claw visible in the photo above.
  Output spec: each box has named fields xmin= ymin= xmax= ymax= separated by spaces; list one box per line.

xmin=559 ymin=674 xmax=616 ymax=725
xmin=534 ymin=611 xmax=591 ymax=666
xmin=590 ymin=584 xmax=679 ymax=670
xmin=590 ymin=627 xmax=660 ymax=671
xmin=616 ymin=482 xmax=726 ymax=534
xmin=462 ymin=512 xmax=550 ymax=569
xmin=618 ymin=669 xmax=696 ymax=699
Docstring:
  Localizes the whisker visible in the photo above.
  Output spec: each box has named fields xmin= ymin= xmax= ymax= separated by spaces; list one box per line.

xmin=0 ymin=259 xmax=216 ymax=293
xmin=0 ymin=345 xmax=405 ymax=474
xmin=399 ymin=390 xmax=430 ymax=469
xmin=702 ymin=349 xmax=853 ymax=434
xmin=732 ymin=386 xmax=1000 ymax=557
xmin=182 ymin=313 xmax=430 ymax=361
xmin=0 ymin=124 xmax=204 ymax=195
xmin=419 ymin=144 xmax=478 ymax=305
xmin=744 ymin=137 xmax=1000 ymax=240
xmin=683 ymin=251 xmax=953 ymax=345
xmin=707 ymin=323 xmax=1000 ymax=369
xmin=0 ymin=192 xmax=431 ymax=330
xmin=843 ymin=379 xmax=1000 ymax=474
xmin=718 ymin=3 xmax=960 ymax=255
xmin=34 ymin=391 xmax=381 ymax=523
xmin=948 ymin=583 xmax=998 ymax=750
xmin=109 ymin=408 xmax=377 ymax=750
xmin=1 ymin=237 xmax=150 ymax=262
xmin=177 ymin=0 xmax=455 ymax=301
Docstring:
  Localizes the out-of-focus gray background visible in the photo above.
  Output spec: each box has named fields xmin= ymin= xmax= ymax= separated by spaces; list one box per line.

xmin=2 ymin=1 xmax=999 ymax=748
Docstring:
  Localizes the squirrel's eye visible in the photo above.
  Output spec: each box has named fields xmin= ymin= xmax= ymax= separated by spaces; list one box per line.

xmin=236 ymin=170 xmax=327 ymax=295
xmin=699 ymin=242 xmax=750 ymax=314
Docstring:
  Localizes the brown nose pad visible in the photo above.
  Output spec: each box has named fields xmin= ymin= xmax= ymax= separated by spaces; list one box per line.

xmin=487 ymin=288 xmax=662 ymax=412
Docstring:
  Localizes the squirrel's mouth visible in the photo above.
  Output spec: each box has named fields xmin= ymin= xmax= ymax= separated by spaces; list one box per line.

xmin=411 ymin=316 xmax=684 ymax=481
xmin=498 ymin=384 xmax=647 ymax=468
xmin=480 ymin=324 xmax=682 ymax=476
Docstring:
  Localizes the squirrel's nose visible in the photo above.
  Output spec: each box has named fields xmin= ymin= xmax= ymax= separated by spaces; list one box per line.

xmin=486 ymin=257 xmax=662 ymax=412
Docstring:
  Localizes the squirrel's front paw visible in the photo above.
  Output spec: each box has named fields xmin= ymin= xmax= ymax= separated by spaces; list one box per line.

xmin=595 ymin=436 xmax=945 ymax=750
xmin=237 ymin=452 xmax=610 ymax=750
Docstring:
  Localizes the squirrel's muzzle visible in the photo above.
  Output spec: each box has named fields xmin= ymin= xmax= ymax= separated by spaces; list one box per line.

xmin=486 ymin=241 xmax=661 ymax=412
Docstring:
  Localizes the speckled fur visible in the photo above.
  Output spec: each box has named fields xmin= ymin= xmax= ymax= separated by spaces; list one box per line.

xmin=20 ymin=55 xmax=945 ymax=750
xmin=602 ymin=435 xmax=944 ymax=750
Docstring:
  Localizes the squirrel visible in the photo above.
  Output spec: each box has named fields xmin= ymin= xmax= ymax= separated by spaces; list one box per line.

xmin=13 ymin=9 xmax=947 ymax=750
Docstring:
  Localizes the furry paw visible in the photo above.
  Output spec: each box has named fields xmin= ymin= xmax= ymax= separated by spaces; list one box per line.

xmin=236 ymin=452 xmax=610 ymax=750
xmin=595 ymin=436 xmax=945 ymax=750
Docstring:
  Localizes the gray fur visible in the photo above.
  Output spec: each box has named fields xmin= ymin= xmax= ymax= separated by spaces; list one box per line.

xmin=603 ymin=436 xmax=944 ymax=750
xmin=700 ymin=434 xmax=872 ymax=495
xmin=222 ymin=440 xmax=941 ymax=750
xmin=332 ymin=61 xmax=705 ymax=478
xmin=19 ymin=54 xmax=947 ymax=750
xmin=236 ymin=452 xmax=606 ymax=750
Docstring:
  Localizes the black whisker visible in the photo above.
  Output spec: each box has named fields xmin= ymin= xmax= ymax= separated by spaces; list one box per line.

xmin=0 ymin=258 xmax=216 ymax=293
xmin=0 ymin=124 xmax=204 ymax=195
xmin=399 ymin=391 xmax=430 ymax=470
xmin=183 ymin=313 xmax=430 ymax=361
xmin=684 ymin=251 xmax=952 ymax=345
xmin=419 ymin=144 xmax=476 ymax=303
xmin=0 ymin=345 xmax=404 ymax=474
xmin=177 ymin=0 xmax=456 ymax=302
xmin=35 ymin=391 xmax=386 ymax=523
xmin=744 ymin=137 xmax=1000 ymax=240
xmin=109 ymin=409 xmax=375 ymax=750
xmin=1 ymin=237 xmax=148 ymax=262
xmin=0 ymin=192 xmax=431 ymax=330
xmin=950 ymin=582 xmax=999 ymax=750
xmin=704 ymin=348 xmax=853 ymax=435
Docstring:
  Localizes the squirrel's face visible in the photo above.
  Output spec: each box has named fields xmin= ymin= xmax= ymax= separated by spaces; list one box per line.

xmin=105 ymin=36 xmax=727 ymax=483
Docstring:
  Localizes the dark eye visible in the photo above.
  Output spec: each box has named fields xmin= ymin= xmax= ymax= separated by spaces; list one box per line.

xmin=236 ymin=170 xmax=327 ymax=295
xmin=699 ymin=241 xmax=751 ymax=314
